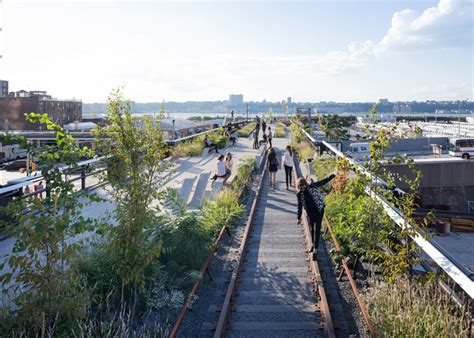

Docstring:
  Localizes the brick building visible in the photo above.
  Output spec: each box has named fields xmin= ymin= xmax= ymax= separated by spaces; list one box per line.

xmin=0 ymin=91 xmax=82 ymax=131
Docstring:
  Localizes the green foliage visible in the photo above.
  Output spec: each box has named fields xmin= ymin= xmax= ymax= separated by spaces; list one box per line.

xmin=0 ymin=113 xmax=98 ymax=334
xmin=289 ymin=119 xmax=315 ymax=161
xmin=237 ymin=122 xmax=256 ymax=137
xmin=274 ymin=123 xmax=286 ymax=138
xmin=208 ymin=132 xmax=227 ymax=149
xmin=0 ymin=133 xmax=30 ymax=149
xmin=312 ymin=157 xmax=337 ymax=180
xmin=198 ymin=189 xmax=245 ymax=237
xmin=171 ymin=130 xmax=227 ymax=159
xmin=160 ymin=211 xmax=210 ymax=284
xmin=325 ymin=177 xmax=393 ymax=267
xmin=363 ymin=277 xmax=472 ymax=337
xmin=231 ymin=156 xmax=256 ymax=193
xmin=94 ymin=88 xmax=169 ymax=311
xmin=171 ymin=137 xmax=205 ymax=158
xmin=320 ymin=114 xmax=349 ymax=141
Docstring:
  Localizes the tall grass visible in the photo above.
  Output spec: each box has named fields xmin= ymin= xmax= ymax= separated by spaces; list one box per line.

xmin=274 ymin=123 xmax=286 ymax=138
xmin=237 ymin=122 xmax=256 ymax=137
xmin=312 ymin=156 xmax=337 ymax=180
xmin=231 ymin=156 xmax=256 ymax=194
xmin=171 ymin=130 xmax=228 ymax=159
xmin=171 ymin=137 xmax=205 ymax=158
xmin=363 ymin=278 xmax=472 ymax=337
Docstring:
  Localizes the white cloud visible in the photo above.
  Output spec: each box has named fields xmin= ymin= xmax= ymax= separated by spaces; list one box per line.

xmin=411 ymin=83 xmax=473 ymax=101
xmin=318 ymin=0 xmax=473 ymax=74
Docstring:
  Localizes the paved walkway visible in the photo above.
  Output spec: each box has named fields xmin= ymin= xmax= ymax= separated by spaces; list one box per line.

xmin=0 ymin=130 xmax=279 ymax=301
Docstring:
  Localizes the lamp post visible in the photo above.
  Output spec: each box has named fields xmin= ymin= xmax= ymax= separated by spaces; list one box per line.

xmin=246 ymin=104 xmax=249 ymax=122
xmin=172 ymin=119 xmax=175 ymax=140
xmin=458 ymin=99 xmax=468 ymax=137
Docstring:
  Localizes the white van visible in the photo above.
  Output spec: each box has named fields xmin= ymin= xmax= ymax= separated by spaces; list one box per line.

xmin=347 ymin=142 xmax=371 ymax=161
xmin=0 ymin=144 xmax=28 ymax=161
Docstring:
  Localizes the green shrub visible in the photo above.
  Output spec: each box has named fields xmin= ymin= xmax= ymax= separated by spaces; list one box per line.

xmin=171 ymin=137 xmax=205 ymax=158
xmin=208 ymin=132 xmax=227 ymax=149
xmin=312 ymin=156 xmax=337 ymax=180
xmin=274 ymin=123 xmax=286 ymax=138
xmin=363 ymin=278 xmax=472 ymax=337
xmin=237 ymin=122 xmax=256 ymax=137
xmin=232 ymin=156 xmax=256 ymax=193
xmin=160 ymin=213 xmax=211 ymax=283
xmin=198 ymin=189 xmax=244 ymax=237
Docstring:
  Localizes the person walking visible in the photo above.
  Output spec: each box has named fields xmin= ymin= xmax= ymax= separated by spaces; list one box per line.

xmin=296 ymin=174 xmax=336 ymax=260
xmin=267 ymin=148 xmax=279 ymax=189
xmin=267 ymin=126 xmax=273 ymax=148
xmin=210 ymin=155 xmax=227 ymax=184
xmin=261 ymin=120 xmax=267 ymax=134
xmin=229 ymin=129 xmax=237 ymax=146
xmin=283 ymin=145 xmax=294 ymax=189
xmin=253 ymin=128 xmax=259 ymax=149
xmin=259 ymin=132 xmax=268 ymax=148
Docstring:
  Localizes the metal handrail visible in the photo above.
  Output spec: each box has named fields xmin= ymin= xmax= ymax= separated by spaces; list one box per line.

xmin=0 ymin=123 xmax=249 ymax=197
xmin=303 ymin=129 xmax=474 ymax=298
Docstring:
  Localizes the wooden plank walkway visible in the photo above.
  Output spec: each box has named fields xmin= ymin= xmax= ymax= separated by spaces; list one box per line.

xmin=226 ymin=149 xmax=323 ymax=337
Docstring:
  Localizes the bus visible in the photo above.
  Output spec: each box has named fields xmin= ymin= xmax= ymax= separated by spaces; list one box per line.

xmin=448 ymin=138 xmax=474 ymax=159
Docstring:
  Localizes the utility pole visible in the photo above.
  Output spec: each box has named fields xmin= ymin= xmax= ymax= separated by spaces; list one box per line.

xmin=458 ymin=100 xmax=461 ymax=137
xmin=246 ymin=104 xmax=249 ymax=122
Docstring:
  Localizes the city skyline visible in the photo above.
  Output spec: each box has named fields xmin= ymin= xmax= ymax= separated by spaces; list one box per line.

xmin=0 ymin=0 xmax=472 ymax=103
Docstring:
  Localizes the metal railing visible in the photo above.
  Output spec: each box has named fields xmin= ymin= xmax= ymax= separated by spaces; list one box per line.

xmin=303 ymin=130 xmax=474 ymax=299
xmin=0 ymin=122 xmax=250 ymax=203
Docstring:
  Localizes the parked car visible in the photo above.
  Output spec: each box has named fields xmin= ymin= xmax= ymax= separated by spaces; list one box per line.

xmin=4 ymin=160 xmax=27 ymax=172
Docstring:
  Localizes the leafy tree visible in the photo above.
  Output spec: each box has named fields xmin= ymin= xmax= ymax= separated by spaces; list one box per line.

xmin=0 ymin=113 xmax=98 ymax=333
xmin=94 ymin=88 xmax=169 ymax=314
xmin=320 ymin=114 xmax=349 ymax=141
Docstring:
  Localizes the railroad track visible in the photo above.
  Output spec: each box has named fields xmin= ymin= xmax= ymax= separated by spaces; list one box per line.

xmin=211 ymin=151 xmax=336 ymax=337
xmin=172 ymin=147 xmax=358 ymax=337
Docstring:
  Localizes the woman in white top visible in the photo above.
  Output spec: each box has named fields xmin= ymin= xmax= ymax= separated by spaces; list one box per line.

xmin=211 ymin=154 xmax=227 ymax=184
xmin=224 ymin=152 xmax=233 ymax=184
xmin=283 ymin=145 xmax=294 ymax=189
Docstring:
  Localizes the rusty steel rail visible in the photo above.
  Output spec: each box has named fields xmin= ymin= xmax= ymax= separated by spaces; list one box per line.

xmin=301 ymin=212 xmax=336 ymax=337
xmin=169 ymin=224 xmax=228 ymax=338
xmin=170 ymin=151 xmax=267 ymax=338
xmin=293 ymin=144 xmax=375 ymax=337
xmin=213 ymin=151 xmax=269 ymax=338
xmin=291 ymin=158 xmax=336 ymax=338
xmin=323 ymin=215 xmax=376 ymax=337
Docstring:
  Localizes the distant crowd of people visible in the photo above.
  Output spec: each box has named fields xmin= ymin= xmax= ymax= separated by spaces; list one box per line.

xmin=206 ymin=117 xmax=337 ymax=261
xmin=253 ymin=116 xmax=273 ymax=149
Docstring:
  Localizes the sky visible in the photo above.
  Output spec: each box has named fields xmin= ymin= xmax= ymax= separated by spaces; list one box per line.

xmin=0 ymin=0 xmax=472 ymax=103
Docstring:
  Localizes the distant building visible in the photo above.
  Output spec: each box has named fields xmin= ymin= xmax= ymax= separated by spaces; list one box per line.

xmin=0 ymin=90 xmax=82 ymax=131
xmin=0 ymin=80 xmax=8 ymax=98
xmin=393 ymin=103 xmax=412 ymax=113
xmin=287 ymin=97 xmax=292 ymax=105
xmin=357 ymin=114 xmax=396 ymax=123
xmin=229 ymin=94 xmax=243 ymax=106
xmin=378 ymin=98 xmax=389 ymax=104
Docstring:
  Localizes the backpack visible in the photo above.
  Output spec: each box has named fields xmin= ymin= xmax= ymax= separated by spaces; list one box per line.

xmin=308 ymin=186 xmax=325 ymax=213
xmin=269 ymin=154 xmax=279 ymax=166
